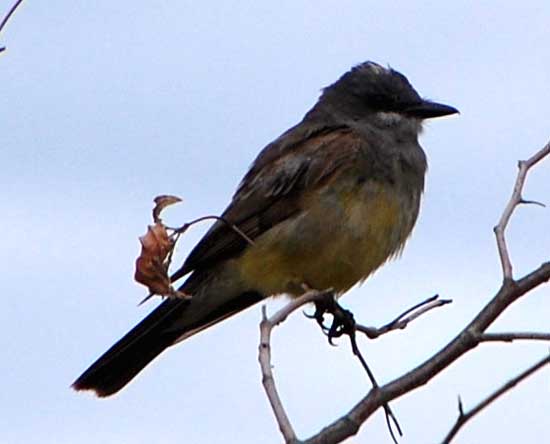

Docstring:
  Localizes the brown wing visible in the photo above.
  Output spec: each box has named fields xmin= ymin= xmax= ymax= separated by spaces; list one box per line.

xmin=171 ymin=123 xmax=365 ymax=281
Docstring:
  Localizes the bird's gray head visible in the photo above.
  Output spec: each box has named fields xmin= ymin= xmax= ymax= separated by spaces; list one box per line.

xmin=313 ymin=61 xmax=458 ymax=125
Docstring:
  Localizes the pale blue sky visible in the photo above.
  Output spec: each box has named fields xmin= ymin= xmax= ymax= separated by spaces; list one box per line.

xmin=1 ymin=2 xmax=549 ymax=443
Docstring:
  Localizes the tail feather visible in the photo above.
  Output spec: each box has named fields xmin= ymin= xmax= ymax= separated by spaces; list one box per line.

xmin=72 ymin=298 xmax=189 ymax=397
xmin=72 ymin=291 xmax=263 ymax=397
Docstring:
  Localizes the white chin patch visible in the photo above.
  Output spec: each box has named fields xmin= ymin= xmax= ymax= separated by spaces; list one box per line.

xmin=377 ymin=111 xmax=403 ymax=126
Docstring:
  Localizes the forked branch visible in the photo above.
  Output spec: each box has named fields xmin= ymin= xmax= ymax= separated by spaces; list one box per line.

xmin=258 ymin=291 xmax=453 ymax=443
xmin=441 ymin=353 xmax=550 ymax=444
xmin=494 ymin=141 xmax=550 ymax=280
xmin=259 ymin=140 xmax=550 ymax=444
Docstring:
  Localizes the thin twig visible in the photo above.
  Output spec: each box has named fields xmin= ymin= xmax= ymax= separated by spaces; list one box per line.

xmin=172 ymin=215 xmax=255 ymax=246
xmin=440 ymin=353 xmax=550 ymax=444
xmin=303 ymin=290 xmax=405 ymax=442
xmin=479 ymin=332 xmax=550 ymax=342
xmin=494 ymin=141 xmax=550 ymax=280
xmin=258 ymin=289 xmax=333 ymax=444
xmin=356 ymin=295 xmax=452 ymax=339
xmin=347 ymin=331 xmax=402 ymax=443
xmin=0 ymin=0 xmax=24 ymax=53
xmin=519 ymin=198 xmax=546 ymax=207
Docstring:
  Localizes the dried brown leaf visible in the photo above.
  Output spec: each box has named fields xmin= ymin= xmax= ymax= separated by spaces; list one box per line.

xmin=152 ymin=195 xmax=182 ymax=223
xmin=134 ymin=223 xmax=175 ymax=296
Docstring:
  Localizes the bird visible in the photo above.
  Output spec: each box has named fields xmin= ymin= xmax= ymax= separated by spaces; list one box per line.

xmin=73 ymin=61 xmax=458 ymax=397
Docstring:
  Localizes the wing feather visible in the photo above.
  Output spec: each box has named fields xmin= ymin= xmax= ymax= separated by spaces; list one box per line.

xmin=171 ymin=123 xmax=365 ymax=280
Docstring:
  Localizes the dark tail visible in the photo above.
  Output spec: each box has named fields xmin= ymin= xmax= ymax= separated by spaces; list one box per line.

xmin=72 ymin=291 xmax=263 ymax=397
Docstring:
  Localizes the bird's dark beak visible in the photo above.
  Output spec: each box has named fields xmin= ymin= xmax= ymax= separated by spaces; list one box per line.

xmin=405 ymin=100 xmax=459 ymax=119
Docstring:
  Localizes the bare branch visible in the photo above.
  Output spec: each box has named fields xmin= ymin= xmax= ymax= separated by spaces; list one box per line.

xmin=302 ymin=261 xmax=550 ymax=444
xmin=441 ymin=353 xmax=550 ymax=444
xmin=494 ymin=141 xmax=550 ymax=280
xmin=259 ymin=141 xmax=550 ymax=444
xmin=356 ymin=294 xmax=452 ymax=339
xmin=259 ymin=307 xmax=296 ymax=444
xmin=479 ymin=332 xmax=550 ymax=342
xmin=0 ymin=0 xmax=24 ymax=53
xmin=258 ymin=289 xmax=334 ymax=444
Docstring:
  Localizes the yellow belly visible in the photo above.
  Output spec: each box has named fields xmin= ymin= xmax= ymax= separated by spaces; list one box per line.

xmin=236 ymin=178 xmax=418 ymax=297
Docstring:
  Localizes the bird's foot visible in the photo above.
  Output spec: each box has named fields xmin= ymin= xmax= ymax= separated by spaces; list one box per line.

xmin=305 ymin=292 xmax=356 ymax=345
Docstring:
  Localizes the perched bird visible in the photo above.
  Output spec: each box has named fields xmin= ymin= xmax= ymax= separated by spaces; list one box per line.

xmin=73 ymin=61 xmax=458 ymax=397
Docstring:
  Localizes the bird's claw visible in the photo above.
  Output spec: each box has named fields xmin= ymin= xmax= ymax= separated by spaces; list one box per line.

xmin=304 ymin=292 xmax=356 ymax=344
